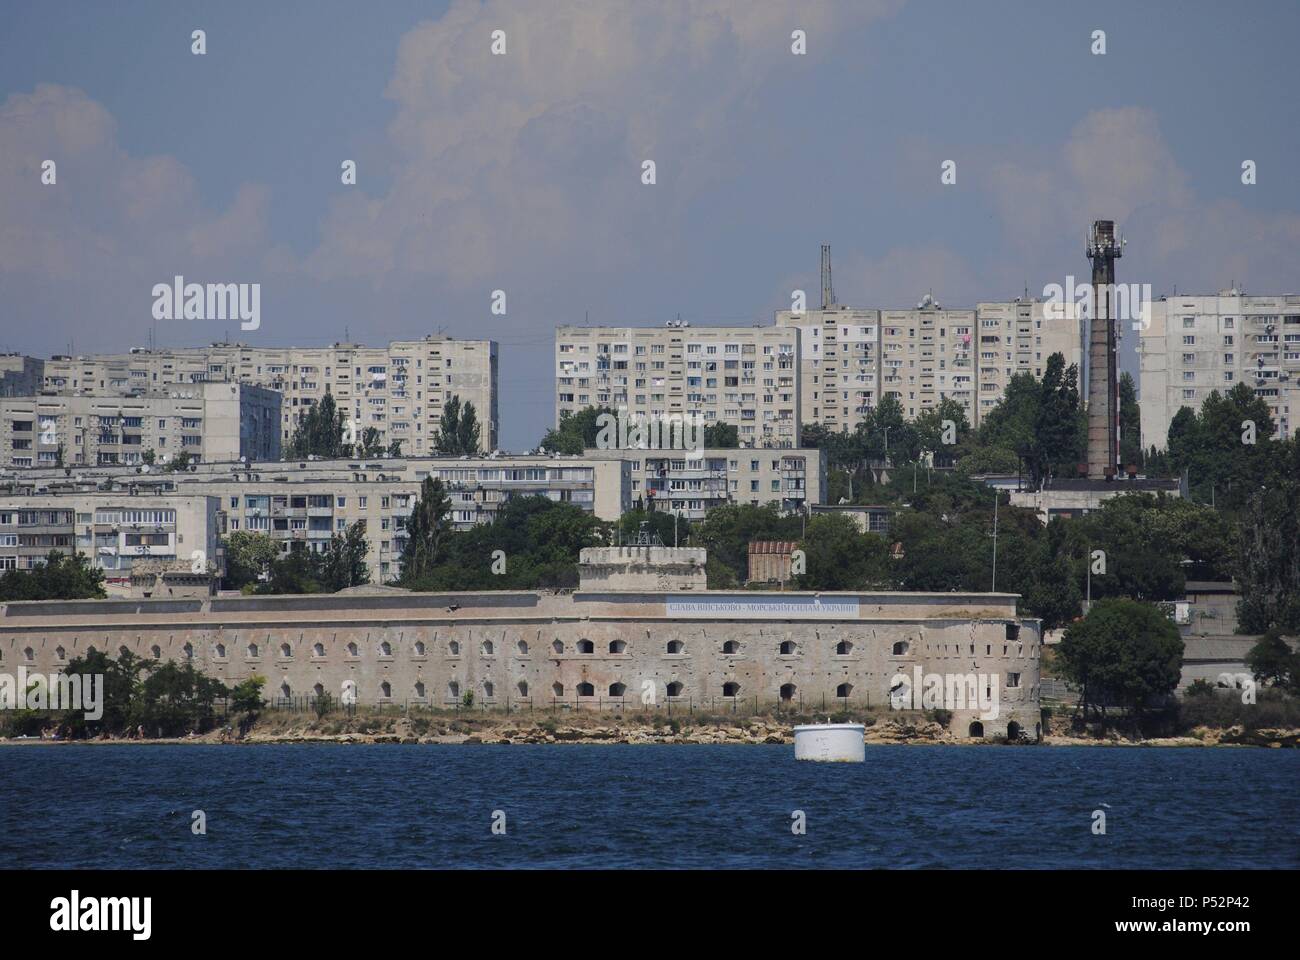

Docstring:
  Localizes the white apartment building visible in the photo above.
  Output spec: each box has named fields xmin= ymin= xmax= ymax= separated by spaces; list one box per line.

xmin=777 ymin=295 xmax=1082 ymax=431
xmin=10 ymin=455 xmax=631 ymax=584
xmin=0 ymin=382 xmax=280 ymax=469
xmin=41 ymin=336 xmax=499 ymax=454
xmin=1139 ymin=291 xmax=1300 ymax=448
xmin=585 ymin=447 xmax=826 ymax=521
xmin=555 ymin=323 xmax=801 ymax=448
xmin=0 ymin=491 xmax=220 ymax=578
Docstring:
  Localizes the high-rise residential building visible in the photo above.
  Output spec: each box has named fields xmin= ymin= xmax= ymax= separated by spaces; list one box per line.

xmin=0 ymin=382 xmax=281 ymax=468
xmin=555 ymin=323 xmax=800 ymax=448
xmin=1139 ymin=291 xmax=1300 ymax=448
xmin=41 ymin=336 xmax=499 ymax=454
xmin=776 ymin=296 xmax=1081 ymax=431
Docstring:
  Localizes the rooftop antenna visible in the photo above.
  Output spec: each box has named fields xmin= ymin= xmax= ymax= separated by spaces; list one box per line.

xmin=820 ymin=244 xmax=834 ymax=309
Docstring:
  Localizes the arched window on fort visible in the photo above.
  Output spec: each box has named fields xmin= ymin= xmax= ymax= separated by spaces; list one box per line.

xmin=246 ymin=643 xmax=259 ymax=659
xmin=779 ymin=683 xmax=796 ymax=701
xmin=380 ymin=681 xmax=392 ymax=700
xmin=313 ymin=642 xmax=325 ymax=657
xmin=55 ymin=646 xmax=66 ymax=660
xmin=836 ymin=683 xmax=853 ymax=698
xmin=577 ymin=639 xmax=594 ymax=654
xmin=517 ymin=639 xmax=528 ymax=655
xmin=552 ymin=639 xmax=564 ymax=654
xmin=1006 ymin=623 xmax=1020 ymax=642
xmin=969 ymin=721 xmax=984 ymax=738
xmin=313 ymin=682 xmax=324 ymax=699
xmin=119 ymin=645 xmax=130 ymax=658
xmin=280 ymin=643 xmax=292 ymax=658
xmin=481 ymin=640 xmax=494 ymax=656
xmin=553 ymin=682 xmax=564 ymax=697
xmin=448 ymin=681 xmax=460 ymax=699
xmin=280 ymin=683 xmax=291 ymax=699
xmin=779 ymin=641 xmax=796 ymax=655
xmin=722 ymin=681 xmax=741 ymax=697
xmin=609 ymin=640 xmax=627 ymax=654
xmin=517 ymin=680 xmax=528 ymax=697
xmin=483 ymin=681 xmax=494 ymax=699
xmin=836 ymin=640 xmax=853 ymax=655
xmin=380 ymin=641 xmax=392 ymax=656
xmin=150 ymin=645 xmax=161 ymax=659
xmin=23 ymin=647 xmax=34 ymax=662
xmin=215 ymin=643 xmax=226 ymax=658
xmin=347 ymin=641 xmax=359 ymax=656
xmin=577 ymin=682 xmax=595 ymax=697
xmin=448 ymin=640 xmax=460 ymax=656
xmin=892 ymin=640 xmax=909 ymax=656
xmin=1007 ymin=721 xmax=1022 ymax=740
xmin=666 ymin=681 xmax=683 ymax=698
xmin=414 ymin=681 xmax=426 ymax=700
xmin=721 ymin=640 xmax=739 ymax=654
xmin=666 ymin=640 xmax=684 ymax=654
xmin=414 ymin=641 xmax=426 ymax=656
xmin=182 ymin=643 xmax=193 ymax=660
xmin=609 ymin=682 xmax=626 ymax=697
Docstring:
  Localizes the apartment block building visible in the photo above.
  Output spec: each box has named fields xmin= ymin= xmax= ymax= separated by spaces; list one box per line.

xmin=0 ymin=491 xmax=220 ymax=578
xmin=1139 ymin=291 xmax=1300 ymax=448
xmin=0 ymin=354 xmax=44 ymax=398
xmin=777 ymin=295 xmax=1082 ymax=431
xmin=0 ymin=382 xmax=280 ymax=469
xmin=555 ymin=323 xmax=801 ymax=448
xmin=41 ymin=336 xmax=499 ymax=454
xmin=586 ymin=447 xmax=826 ymax=521
xmin=10 ymin=455 xmax=631 ymax=583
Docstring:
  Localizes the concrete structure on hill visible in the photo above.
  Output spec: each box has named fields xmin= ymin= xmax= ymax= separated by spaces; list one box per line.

xmin=41 ymin=336 xmax=499 ymax=453
xmin=0 ymin=382 xmax=280 ymax=468
xmin=0 ymin=543 xmax=1044 ymax=739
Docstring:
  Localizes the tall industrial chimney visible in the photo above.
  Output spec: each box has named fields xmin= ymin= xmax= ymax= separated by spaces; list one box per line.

xmin=1085 ymin=220 xmax=1123 ymax=479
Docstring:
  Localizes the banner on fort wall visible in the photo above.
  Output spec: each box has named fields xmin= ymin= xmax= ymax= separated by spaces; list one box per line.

xmin=666 ymin=595 xmax=859 ymax=619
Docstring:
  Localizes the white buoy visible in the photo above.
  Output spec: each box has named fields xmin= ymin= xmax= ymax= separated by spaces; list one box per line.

xmin=793 ymin=721 xmax=865 ymax=762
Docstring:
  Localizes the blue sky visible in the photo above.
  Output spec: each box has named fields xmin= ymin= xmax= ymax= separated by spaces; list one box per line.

xmin=2 ymin=0 xmax=1297 ymax=449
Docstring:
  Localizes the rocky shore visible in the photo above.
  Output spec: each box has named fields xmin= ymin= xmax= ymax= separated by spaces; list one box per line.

xmin=5 ymin=712 xmax=1297 ymax=747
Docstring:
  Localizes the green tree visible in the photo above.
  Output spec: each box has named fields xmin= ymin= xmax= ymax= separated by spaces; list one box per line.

xmin=286 ymin=392 xmax=348 ymax=460
xmin=163 ymin=449 xmax=193 ymax=473
xmin=1244 ymin=629 xmax=1300 ymax=693
xmin=1058 ymin=598 xmax=1184 ymax=726
xmin=386 ymin=438 xmax=404 ymax=457
xmin=703 ymin=421 xmax=739 ymax=448
xmin=691 ymin=503 xmax=802 ymax=587
xmin=434 ymin=396 xmax=481 ymax=455
xmin=320 ymin=521 xmax=370 ymax=591
xmin=1236 ymin=438 xmax=1300 ymax=632
xmin=1119 ymin=371 xmax=1142 ymax=470
xmin=222 ymin=531 xmax=279 ymax=590
xmin=539 ymin=406 xmax=615 ymax=455
xmin=0 ymin=552 xmax=106 ymax=602
xmin=399 ymin=477 xmax=454 ymax=584
xmin=355 ymin=426 xmax=384 ymax=459
xmin=795 ymin=514 xmax=892 ymax=590
xmin=228 ymin=675 xmax=267 ymax=715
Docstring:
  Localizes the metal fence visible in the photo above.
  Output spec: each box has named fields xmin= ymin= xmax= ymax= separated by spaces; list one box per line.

xmin=259 ymin=691 xmax=873 ymax=717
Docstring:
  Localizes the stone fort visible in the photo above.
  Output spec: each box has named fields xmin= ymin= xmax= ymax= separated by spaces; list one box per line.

xmin=0 ymin=545 xmax=1043 ymax=739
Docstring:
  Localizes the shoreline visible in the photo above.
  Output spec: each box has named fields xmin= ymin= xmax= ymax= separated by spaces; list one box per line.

xmin=3 ymin=715 xmax=1295 ymax=749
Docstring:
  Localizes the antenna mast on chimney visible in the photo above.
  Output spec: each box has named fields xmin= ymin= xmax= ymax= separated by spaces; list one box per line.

xmin=820 ymin=244 xmax=834 ymax=310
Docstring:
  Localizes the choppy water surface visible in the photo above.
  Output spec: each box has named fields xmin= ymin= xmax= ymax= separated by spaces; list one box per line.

xmin=3 ymin=744 xmax=1296 ymax=868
